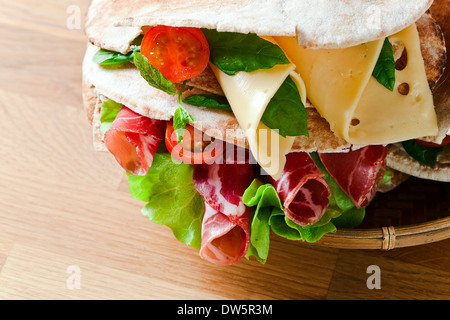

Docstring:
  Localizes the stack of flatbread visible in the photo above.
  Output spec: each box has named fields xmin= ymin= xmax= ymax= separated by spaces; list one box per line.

xmin=83 ymin=0 xmax=449 ymax=186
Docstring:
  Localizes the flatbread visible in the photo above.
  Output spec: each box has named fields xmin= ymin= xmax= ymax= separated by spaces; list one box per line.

xmin=387 ymin=144 xmax=450 ymax=182
xmin=85 ymin=0 xmax=433 ymax=52
xmin=82 ymin=43 xmax=355 ymax=154
xmin=385 ymin=0 xmax=450 ymax=182
xmin=83 ymin=0 xmax=449 ymax=183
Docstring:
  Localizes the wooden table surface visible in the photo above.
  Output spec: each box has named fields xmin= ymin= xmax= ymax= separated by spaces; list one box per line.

xmin=1 ymin=0 xmax=450 ymax=300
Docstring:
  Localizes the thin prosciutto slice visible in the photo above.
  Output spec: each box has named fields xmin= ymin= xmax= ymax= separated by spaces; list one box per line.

xmin=193 ymin=163 xmax=254 ymax=266
xmin=269 ymin=152 xmax=331 ymax=226
xmin=104 ymin=107 xmax=166 ymax=176
xmin=319 ymin=145 xmax=388 ymax=208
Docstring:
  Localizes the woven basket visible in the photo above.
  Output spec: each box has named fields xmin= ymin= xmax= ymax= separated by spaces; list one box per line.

xmin=315 ymin=177 xmax=450 ymax=250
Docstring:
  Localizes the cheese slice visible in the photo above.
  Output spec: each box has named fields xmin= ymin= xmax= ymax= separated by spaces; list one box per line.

xmin=209 ymin=61 xmax=306 ymax=180
xmin=275 ymin=24 xmax=438 ymax=145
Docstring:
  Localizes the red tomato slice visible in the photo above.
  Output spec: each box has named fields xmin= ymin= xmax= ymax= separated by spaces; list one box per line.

xmin=165 ymin=122 xmax=224 ymax=165
xmin=141 ymin=25 xmax=210 ymax=84
xmin=414 ymin=135 xmax=450 ymax=148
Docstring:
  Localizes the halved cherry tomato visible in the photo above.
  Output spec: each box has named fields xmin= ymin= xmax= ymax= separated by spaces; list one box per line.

xmin=141 ymin=25 xmax=210 ymax=83
xmin=414 ymin=135 xmax=450 ymax=148
xmin=165 ymin=121 xmax=224 ymax=165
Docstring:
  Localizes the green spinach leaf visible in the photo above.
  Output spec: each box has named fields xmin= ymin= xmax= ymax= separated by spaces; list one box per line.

xmin=402 ymin=140 xmax=444 ymax=166
xmin=261 ymin=76 xmax=309 ymax=137
xmin=133 ymin=52 xmax=177 ymax=95
xmin=202 ymin=29 xmax=290 ymax=75
xmin=372 ymin=38 xmax=396 ymax=91
xmin=183 ymin=94 xmax=232 ymax=111
xmin=173 ymin=106 xmax=197 ymax=143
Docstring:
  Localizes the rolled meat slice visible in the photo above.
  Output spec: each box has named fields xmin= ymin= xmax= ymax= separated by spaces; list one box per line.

xmin=104 ymin=107 xmax=166 ymax=176
xmin=319 ymin=145 xmax=388 ymax=208
xmin=193 ymin=162 xmax=254 ymax=266
xmin=269 ymin=152 xmax=331 ymax=226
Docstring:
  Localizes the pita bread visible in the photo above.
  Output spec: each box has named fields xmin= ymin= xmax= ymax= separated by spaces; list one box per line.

xmin=82 ymin=43 xmax=356 ymax=154
xmin=384 ymin=0 xmax=450 ymax=182
xmin=86 ymin=0 xmax=433 ymax=53
xmin=83 ymin=0 xmax=450 ymax=183
xmin=387 ymin=143 xmax=450 ymax=182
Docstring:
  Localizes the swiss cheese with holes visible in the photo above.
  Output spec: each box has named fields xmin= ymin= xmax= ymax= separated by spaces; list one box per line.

xmin=275 ymin=24 xmax=438 ymax=145
xmin=210 ymin=54 xmax=307 ymax=180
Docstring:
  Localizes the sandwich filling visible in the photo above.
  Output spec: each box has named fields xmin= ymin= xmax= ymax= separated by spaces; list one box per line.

xmin=83 ymin=9 xmax=448 ymax=265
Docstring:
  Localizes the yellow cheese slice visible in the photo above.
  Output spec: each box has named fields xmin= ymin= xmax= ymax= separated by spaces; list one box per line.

xmin=275 ymin=24 xmax=438 ymax=145
xmin=209 ymin=61 xmax=306 ymax=180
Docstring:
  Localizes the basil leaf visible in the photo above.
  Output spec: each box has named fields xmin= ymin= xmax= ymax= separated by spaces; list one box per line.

xmin=183 ymin=94 xmax=232 ymax=111
xmin=133 ymin=52 xmax=177 ymax=95
xmin=127 ymin=153 xmax=204 ymax=250
xmin=93 ymin=35 xmax=143 ymax=66
xmin=372 ymin=38 xmax=396 ymax=91
xmin=261 ymin=76 xmax=309 ymax=138
xmin=202 ymin=29 xmax=290 ymax=75
xmin=402 ymin=140 xmax=444 ymax=166
xmin=93 ymin=49 xmax=135 ymax=66
xmin=173 ymin=106 xmax=197 ymax=143
xmin=99 ymin=99 xmax=123 ymax=134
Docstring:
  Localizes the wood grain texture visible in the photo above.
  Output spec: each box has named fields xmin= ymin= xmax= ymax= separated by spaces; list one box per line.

xmin=0 ymin=0 xmax=449 ymax=300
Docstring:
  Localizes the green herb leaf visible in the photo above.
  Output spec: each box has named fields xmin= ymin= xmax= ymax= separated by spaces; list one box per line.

xmin=92 ymin=46 xmax=141 ymax=66
xmin=173 ymin=106 xmax=197 ymax=143
xmin=127 ymin=153 xmax=204 ymax=250
xmin=261 ymin=76 xmax=309 ymax=137
xmin=92 ymin=49 xmax=135 ymax=66
xmin=133 ymin=51 xmax=177 ymax=95
xmin=402 ymin=140 xmax=444 ymax=166
xmin=380 ymin=168 xmax=393 ymax=187
xmin=372 ymin=38 xmax=396 ymax=91
xmin=99 ymin=99 xmax=123 ymax=134
xmin=202 ymin=29 xmax=290 ymax=75
xmin=93 ymin=36 xmax=142 ymax=66
xmin=183 ymin=94 xmax=232 ymax=111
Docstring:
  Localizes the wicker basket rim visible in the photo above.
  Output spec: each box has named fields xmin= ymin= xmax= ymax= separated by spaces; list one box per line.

xmin=314 ymin=215 xmax=450 ymax=250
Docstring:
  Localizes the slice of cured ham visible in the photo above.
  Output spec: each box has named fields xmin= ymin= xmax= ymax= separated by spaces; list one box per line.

xmin=269 ymin=152 xmax=331 ymax=226
xmin=104 ymin=107 xmax=166 ymax=176
xmin=193 ymin=163 xmax=254 ymax=266
xmin=319 ymin=145 xmax=388 ymax=208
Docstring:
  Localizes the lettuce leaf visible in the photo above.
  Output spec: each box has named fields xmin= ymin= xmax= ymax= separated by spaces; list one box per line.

xmin=242 ymin=179 xmax=283 ymax=264
xmin=243 ymin=153 xmax=366 ymax=264
xmin=99 ymin=99 xmax=123 ymax=135
xmin=243 ymin=179 xmax=339 ymax=264
xmin=127 ymin=153 xmax=204 ymax=250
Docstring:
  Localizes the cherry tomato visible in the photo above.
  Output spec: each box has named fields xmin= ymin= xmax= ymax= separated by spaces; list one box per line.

xmin=165 ymin=122 xmax=224 ymax=165
xmin=414 ymin=135 xmax=450 ymax=148
xmin=141 ymin=25 xmax=210 ymax=83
